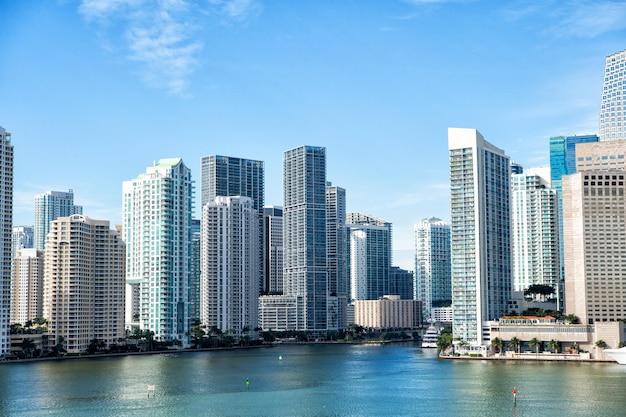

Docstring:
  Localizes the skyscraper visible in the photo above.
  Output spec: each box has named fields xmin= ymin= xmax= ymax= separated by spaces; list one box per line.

xmin=414 ymin=217 xmax=451 ymax=321
xmin=599 ymin=49 xmax=626 ymax=141
xmin=262 ymin=206 xmax=283 ymax=294
xmin=12 ymin=226 xmax=33 ymax=260
xmin=511 ymin=168 xmax=560 ymax=303
xmin=449 ymin=128 xmax=511 ymax=345
xmin=189 ymin=219 xmax=201 ymax=325
xmin=283 ymin=145 xmax=327 ymax=332
xmin=347 ymin=214 xmax=392 ymax=301
xmin=0 ymin=126 xmax=12 ymax=357
xmin=34 ymin=190 xmax=82 ymax=251
xmin=43 ymin=215 xmax=125 ymax=354
xmin=200 ymin=196 xmax=259 ymax=337
xmin=326 ymin=183 xmax=348 ymax=330
xmin=10 ymin=248 xmax=43 ymax=325
xmin=123 ymin=158 xmax=194 ymax=345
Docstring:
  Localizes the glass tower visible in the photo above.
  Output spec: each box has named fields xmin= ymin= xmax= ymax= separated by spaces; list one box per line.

xmin=599 ymin=49 xmax=626 ymax=141
xmin=0 ymin=126 xmax=12 ymax=357
xmin=33 ymin=190 xmax=82 ymax=251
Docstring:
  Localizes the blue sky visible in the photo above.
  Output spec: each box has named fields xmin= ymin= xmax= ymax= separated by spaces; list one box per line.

xmin=1 ymin=0 xmax=625 ymax=270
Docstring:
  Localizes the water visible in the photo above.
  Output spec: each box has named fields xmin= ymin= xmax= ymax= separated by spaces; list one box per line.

xmin=1 ymin=343 xmax=625 ymax=416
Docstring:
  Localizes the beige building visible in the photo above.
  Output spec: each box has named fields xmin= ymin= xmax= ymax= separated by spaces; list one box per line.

xmin=10 ymin=249 xmax=44 ymax=325
xmin=353 ymin=295 xmax=421 ymax=330
xmin=43 ymin=215 xmax=125 ymax=353
xmin=575 ymin=141 xmax=626 ymax=171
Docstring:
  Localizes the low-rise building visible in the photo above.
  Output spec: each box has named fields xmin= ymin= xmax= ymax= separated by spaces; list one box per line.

xmin=353 ymin=295 xmax=422 ymax=330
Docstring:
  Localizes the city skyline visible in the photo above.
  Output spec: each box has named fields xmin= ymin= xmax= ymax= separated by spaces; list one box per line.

xmin=2 ymin=2 xmax=626 ymax=271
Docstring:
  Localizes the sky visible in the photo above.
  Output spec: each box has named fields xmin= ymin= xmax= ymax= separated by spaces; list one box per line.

xmin=1 ymin=0 xmax=626 ymax=271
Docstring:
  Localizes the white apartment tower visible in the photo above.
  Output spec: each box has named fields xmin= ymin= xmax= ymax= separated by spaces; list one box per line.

xmin=0 ymin=126 xmax=12 ymax=356
xmin=511 ymin=168 xmax=560 ymax=300
xmin=448 ymin=128 xmax=512 ymax=344
xmin=414 ymin=217 xmax=451 ymax=321
xmin=10 ymin=248 xmax=44 ymax=325
xmin=123 ymin=158 xmax=194 ymax=345
xmin=43 ymin=215 xmax=125 ymax=353
xmin=34 ymin=190 xmax=82 ymax=251
xmin=599 ymin=49 xmax=626 ymax=141
xmin=200 ymin=196 xmax=259 ymax=336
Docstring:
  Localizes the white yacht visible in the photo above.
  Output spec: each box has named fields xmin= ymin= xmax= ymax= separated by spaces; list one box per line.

xmin=421 ymin=325 xmax=440 ymax=348
xmin=604 ymin=347 xmax=626 ymax=364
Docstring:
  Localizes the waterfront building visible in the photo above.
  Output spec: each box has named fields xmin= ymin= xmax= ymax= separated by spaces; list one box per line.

xmin=353 ymin=295 xmax=422 ymax=330
xmin=34 ymin=190 xmax=82 ymax=251
xmin=432 ymin=306 xmax=453 ymax=324
xmin=414 ymin=217 xmax=451 ymax=320
xmin=511 ymin=167 xmax=560 ymax=304
xmin=562 ymin=170 xmax=626 ymax=325
xmin=258 ymin=295 xmax=301 ymax=331
xmin=122 ymin=158 xmax=193 ymax=345
xmin=283 ymin=145 xmax=328 ymax=332
xmin=389 ymin=266 xmax=414 ymax=301
xmin=10 ymin=248 xmax=43 ymax=325
xmin=262 ymin=206 xmax=283 ymax=294
xmin=448 ymin=128 xmax=512 ymax=345
xmin=200 ymin=196 xmax=259 ymax=337
xmin=11 ymin=226 xmax=33 ymax=260
xmin=43 ymin=215 xmax=125 ymax=353
xmin=347 ymin=213 xmax=392 ymax=301
xmin=0 ymin=126 xmax=12 ymax=357
xmin=189 ymin=219 xmax=201 ymax=325
xmin=326 ymin=183 xmax=348 ymax=330
xmin=599 ymin=49 xmax=626 ymax=141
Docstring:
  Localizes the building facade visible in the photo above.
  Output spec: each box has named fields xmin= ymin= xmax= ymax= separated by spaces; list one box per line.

xmin=11 ymin=226 xmax=33 ymax=260
xmin=10 ymin=248 xmax=43 ymax=325
xmin=448 ymin=128 xmax=511 ymax=345
xmin=262 ymin=206 xmax=283 ymax=294
xmin=414 ymin=217 xmax=451 ymax=320
xmin=283 ymin=145 xmax=328 ymax=332
xmin=200 ymin=196 xmax=259 ymax=337
xmin=353 ymin=295 xmax=422 ymax=330
xmin=599 ymin=49 xmax=626 ymax=141
xmin=0 ymin=126 xmax=12 ymax=356
xmin=123 ymin=158 xmax=193 ymax=345
xmin=43 ymin=215 xmax=125 ymax=353
xmin=388 ymin=266 xmax=414 ymax=301
xmin=34 ymin=190 xmax=82 ymax=251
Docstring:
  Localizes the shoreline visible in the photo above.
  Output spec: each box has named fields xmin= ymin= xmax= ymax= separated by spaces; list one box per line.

xmin=438 ymin=353 xmax=618 ymax=364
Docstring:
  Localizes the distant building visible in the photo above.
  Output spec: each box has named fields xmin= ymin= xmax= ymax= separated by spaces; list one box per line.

xmin=200 ymin=196 xmax=259 ymax=337
xmin=189 ymin=219 xmax=201 ymax=325
xmin=0 ymin=126 xmax=13 ymax=357
xmin=388 ymin=266 xmax=414 ymax=301
xmin=43 ymin=215 xmax=125 ymax=354
xmin=326 ymin=183 xmax=348 ymax=330
xmin=11 ymin=226 xmax=33 ymax=259
xmin=448 ymin=128 xmax=511 ymax=345
xmin=34 ymin=190 xmax=82 ymax=251
xmin=353 ymin=295 xmax=421 ymax=330
xmin=10 ymin=248 xmax=43 ymax=325
xmin=414 ymin=217 xmax=451 ymax=320
xmin=258 ymin=295 xmax=301 ymax=331
xmin=599 ymin=49 xmax=626 ymax=141
xmin=262 ymin=206 xmax=283 ymax=294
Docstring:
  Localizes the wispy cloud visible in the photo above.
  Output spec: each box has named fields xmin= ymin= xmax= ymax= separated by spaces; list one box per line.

xmin=78 ymin=0 xmax=259 ymax=96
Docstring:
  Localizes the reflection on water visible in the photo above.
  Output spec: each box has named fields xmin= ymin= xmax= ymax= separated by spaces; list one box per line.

xmin=0 ymin=344 xmax=625 ymax=416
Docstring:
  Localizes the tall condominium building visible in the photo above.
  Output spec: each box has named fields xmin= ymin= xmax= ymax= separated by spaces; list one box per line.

xmin=448 ymin=128 xmax=511 ymax=345
xmin=12 ymin=226 xmax=33 ymax=260
xmin=326 ymin=183 xmax=348 ymax=330
xmin=511 ymin=168 xmax=560 ymax=302
xmin=34 ymin=190 xmax=82 ymax=251
xmin=550 ymin=134 xmax=599 ymax=283
xmin=123 ymin=158 xmax=194 ymax=345
xmin=262 ymin=206 xmax=283 ymax=294
xmin=347 ymin=213 xmax=392 ymax=301
xmin=0 ymin=126 xmax=12 ymax=357
xmin=43 ymin=215 xmax=125 ymax=354
xmin=189 ymin=219 xmax=201 ymax=325
xmin=200 ymin=196 xmax=259 ymax=336
xmin=414 ymin=217 xmax=451 ymax=320
xmin=599 ymin=49 xmax=626 ymax=141
xmin=10 ymin=249 xmax=43 ymax=325
xmin=388 ymin=266 xmax=414 ymax=301
xmin=283 ymin=145 xmax=328 ymax=332
xmin=563 ymin=171 xmax=626 ymax=324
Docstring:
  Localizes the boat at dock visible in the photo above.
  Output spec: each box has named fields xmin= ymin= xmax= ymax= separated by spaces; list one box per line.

xmin=421 ymin=325 xmax=440 ymax=348
xmin=603 ymin=346 xmax=626 ymax=364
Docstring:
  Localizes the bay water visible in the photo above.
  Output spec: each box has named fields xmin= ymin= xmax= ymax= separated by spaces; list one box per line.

xmin=1 ymin=343 xmax=624 ymax=416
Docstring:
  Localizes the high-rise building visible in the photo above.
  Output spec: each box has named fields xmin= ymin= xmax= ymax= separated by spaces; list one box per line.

xmin=388 ymin=266 xmax=414 ymax=301
xmin=262 ymin=206 xmax=283 ymax=294
xmin=448 ymin=128 xmax=511 ymax=345
xmin=123 ymin=158 xmax=194 ymax=345
xmin=189 ymin=219 xmax=201 ymax=325
xmin=347 ymin=213 xmax=392 ymax=301
xmin=0 ymin=126 xmax=12 ymax=357
xmin=414 ymin=217 xmax=451 ymax=320
xmin=33 ymin=190 xmax=82 ymax=251
xmin=200 ymin=196 xmax=259 ymax=337
xmin=511 ymin=168 xmax=560 ymax=303
xmin=326 ymin=183 xmax=348 ymax=297
xmin=599 ymin=49 xmax=626 ymax=141
xmin=563 ymin=170 xmax=626 ymax=324
xmin=283 ymin=145 xmax=328 ymax=332
xmin=43 ymin=215 xmax=125 ymax=353
xmin=10 ymin=248 xmax=43 ymax=325
xmin=12 ymin=226 xmax=33 ymax=260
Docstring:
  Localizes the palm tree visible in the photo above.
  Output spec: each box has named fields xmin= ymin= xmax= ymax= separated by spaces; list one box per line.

xmin=547 ymin=339 xmax=560 ymax=353
xmin=569 ymin=342 xmax=580 ymax=353
xmin=491 ymin=337 xmax=503 ymax=354
xmin=529 ymin=337 xmax=542 ymax=354
xmin=21 ymin=338 xmax=36 ymax=359
xmin=508 ymin=337 xmax=521 ymax=354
